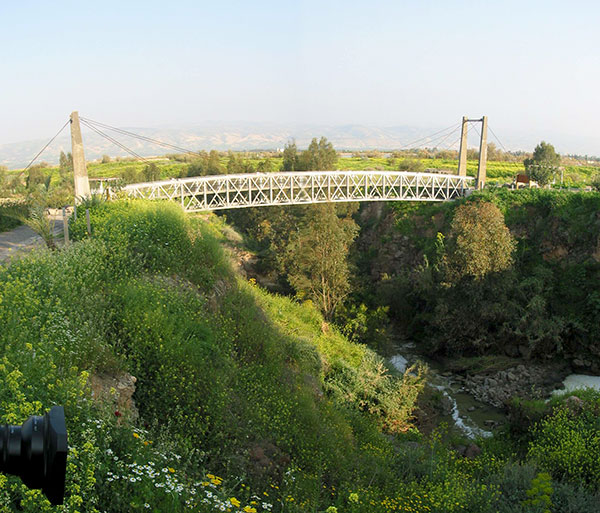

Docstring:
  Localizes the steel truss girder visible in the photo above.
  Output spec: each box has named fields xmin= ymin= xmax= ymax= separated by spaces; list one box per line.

xmin=123 ymin=171 xmax=474 ymax=212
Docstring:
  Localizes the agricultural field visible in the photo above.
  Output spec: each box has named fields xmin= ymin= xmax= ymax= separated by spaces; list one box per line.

xmin=1 ymin=150 xmax=598 ymax=216
xmin=7 ymin=154 xmax=596 ymax=186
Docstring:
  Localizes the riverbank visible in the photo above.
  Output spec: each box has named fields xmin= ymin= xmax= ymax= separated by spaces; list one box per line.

xmin=389 ymin=341 xmax=577 ymax=438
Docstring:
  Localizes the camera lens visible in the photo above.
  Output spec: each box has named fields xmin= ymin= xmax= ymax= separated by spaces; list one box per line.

xmin=0 ymin=406 xmax=68 ymax=505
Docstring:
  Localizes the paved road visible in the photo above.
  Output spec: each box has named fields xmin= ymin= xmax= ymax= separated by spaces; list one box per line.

xmin=0 ymin=218 xmax=65 ymax=262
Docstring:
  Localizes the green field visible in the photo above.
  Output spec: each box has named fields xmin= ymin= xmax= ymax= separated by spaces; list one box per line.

xmin=2 ymin=152 xmax=599 ymax=209
xmin=56 ymin=156 xmax=600 ymax=187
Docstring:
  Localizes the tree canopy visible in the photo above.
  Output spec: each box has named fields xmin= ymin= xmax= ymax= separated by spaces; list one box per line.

xmin=524 ymin=141 xmax=561 ymax=186
xmin=282 ymin=140 xmax=299 ymax=171
xmin=297 ymin=137 xmax=337 ymax=171
xmin=282 ymin=137 xmax=337 ymax=172
xmin=285 ymin=203 xmax=358 ymax=320
xmin=445 ymin=201 xmax=516 ymax=282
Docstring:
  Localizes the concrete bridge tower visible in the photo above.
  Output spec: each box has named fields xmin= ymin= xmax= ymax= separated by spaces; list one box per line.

xmin=71 ymin=111 xmax=90 ymax=201
xmin=457 ymin=115 xmax=488 ymax=190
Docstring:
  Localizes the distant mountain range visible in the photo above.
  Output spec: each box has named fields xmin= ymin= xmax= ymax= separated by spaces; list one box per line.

xmin=1 ymin=122 xmax=597 ymax=169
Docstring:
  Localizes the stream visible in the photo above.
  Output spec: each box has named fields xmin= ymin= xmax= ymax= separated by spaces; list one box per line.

xmin=389 ymin=342 xmax=504 ymax=439
xmin=391 ymin=342 xmax=600 ymax=440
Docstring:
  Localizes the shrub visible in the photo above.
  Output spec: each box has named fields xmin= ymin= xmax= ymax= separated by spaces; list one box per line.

xmin=0 ymin=201 xmax=29 ymax=232
xmin=528 ymin=392 xmax=600 ymax=488
xmin=522 ymin=472 xmax=553 ymax=513
xmin=70 ymin=200 xmax=192 ymax=274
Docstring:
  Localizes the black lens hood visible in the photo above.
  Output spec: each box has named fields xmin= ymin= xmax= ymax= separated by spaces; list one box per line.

xmin=0 ymin=406 xmax=68 ymax=505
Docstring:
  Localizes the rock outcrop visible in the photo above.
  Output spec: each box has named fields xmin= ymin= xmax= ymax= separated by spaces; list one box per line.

xmin=456 ymin=363 xmax=570 ymax=408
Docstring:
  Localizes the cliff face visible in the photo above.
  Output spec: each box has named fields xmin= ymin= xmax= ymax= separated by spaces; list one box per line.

xmin=352 ymin=190 xmax=600 ymax=370
xmin=354 ymin=202 xmax=423 ymax=282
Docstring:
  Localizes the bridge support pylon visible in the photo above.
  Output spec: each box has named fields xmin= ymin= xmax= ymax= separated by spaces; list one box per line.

xmin=457 ymin=115 xmax=488 ymax=190
xmin=458 ymin=116 xmax=468 ymax=177
xmin=476 ymin=115 xmax=488 ymax=190
xmin=71 ymin=111 xmax=90 ymax=202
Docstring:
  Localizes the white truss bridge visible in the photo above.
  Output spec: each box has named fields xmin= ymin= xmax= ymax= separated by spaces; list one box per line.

xmin=122 ymin=170 xmax=474 ymax=212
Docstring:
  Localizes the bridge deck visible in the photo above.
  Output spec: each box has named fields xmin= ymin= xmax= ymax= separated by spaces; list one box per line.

xmin=123 ymin=170 xmax=473 ymax=211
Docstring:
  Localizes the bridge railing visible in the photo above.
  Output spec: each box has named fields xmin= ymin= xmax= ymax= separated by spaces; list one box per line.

xmin=123 ymin=170 xmax=474 ymax=211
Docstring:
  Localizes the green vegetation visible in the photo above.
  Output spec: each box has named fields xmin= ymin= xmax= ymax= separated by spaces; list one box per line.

xmin=0 ymin=200 xmax=29 ymax=232
xmin=2 ymin=199 xmax=600 ymax=511
xmin=379 ymin=188 xmax=600 ymax=362
xmin=284 ymin=203 xmax=358 ymax=320
xmin=443 ymin=202 xmax=516 ymax=282
xmin=0 ymin=199 xmax=427 ymax=511
xmin=524 ymin=141 xmax=561 ymax=187
xmin=2 ymin=142 xmax=598 ymax=219
xmin=281 ymin=138 xmax=337 ymax=172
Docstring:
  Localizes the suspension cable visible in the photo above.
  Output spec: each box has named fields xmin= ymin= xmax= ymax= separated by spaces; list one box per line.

xmin=80 ymin=117 xmax=203 ymax=157
xmin=488 ymin=125 xmax=508 ymax=152
xmin=399 ymin=122 xmax=461 ymax=150
xmin=22 ymin=119 xmax=70 ymax=171
xmin=80 ymin=119 xmax=151 ymax=163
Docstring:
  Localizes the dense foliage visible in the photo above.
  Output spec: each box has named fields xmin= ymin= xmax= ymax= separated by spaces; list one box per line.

xmin=1 ymin=199 xmax=600 ymax=511
xmin=284 ymin=204 xmax=358 ymax=319
xmin=0 ymin=200 xmax=29 ymax=232
xmin=444 ymin=202 xmax=516 ymax=282
xmin=524 ymin=142 xmax=561 ymax=187
xmin=379 ymin=189 xmax=600 ymax=365
xmin=0 ymin=200 xmax=426 ymax=511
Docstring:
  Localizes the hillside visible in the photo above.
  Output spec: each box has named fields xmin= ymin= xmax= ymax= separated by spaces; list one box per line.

xmin=0 ymin=200 xmax=427 ymax=512
xmin=1 ymin=199 xmax=600 ymax=512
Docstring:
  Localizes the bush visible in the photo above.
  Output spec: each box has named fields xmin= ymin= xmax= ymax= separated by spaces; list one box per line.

xmin=70 ymin=200 xmax=192 ymax=274
xmin=528 ymin=392 xmax=600 ymax=488
xmin=0 ymin=201 xmax=29 ymax=232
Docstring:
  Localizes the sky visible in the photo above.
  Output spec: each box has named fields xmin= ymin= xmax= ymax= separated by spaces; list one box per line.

xmin=1 ymin=0 xmax=599 ymax=155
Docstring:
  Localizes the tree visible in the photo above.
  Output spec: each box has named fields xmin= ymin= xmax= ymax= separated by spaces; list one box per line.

xmin=281 ymin=140 xmax=298 ymax=171
xmin=524 ymin=141 xmax=561 ymax=187
xmin=297 ymin=137 xmax=337 ymax=171
xmin=207 ymin=150 xmax=224 ymax=175
xmin=445 ymin=201 xmax=516 ymax=282
xmin=227 ymin=151 xmax=253 ymax=174
xmin=59 ymin=151 xmax=72 ymax=172
xmin=591 ymin=173 xmax=600 ymax=192
xmin=142 ymin=162 xmax=160 ymax=182
xmin=256 ymin=158 xmax=274 ymax=173
xmin=120 ymin=167 xmax=140 ymax=184
xmin=0 ymin=166 xmax=6 ymax=191
xmin=397 ymin=158 xmax=425 ymax=173
xmin=285 ymin=203 xmax=359 ymax=319
xmin=487 ymin=142 xmax=500 ymax=161
xmin=26 ymin=165 xmax=48 ymax=191
xmin=186 ymin=150 xmax=224 ymax=177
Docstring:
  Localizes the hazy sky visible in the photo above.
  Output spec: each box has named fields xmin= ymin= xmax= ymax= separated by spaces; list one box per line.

xmin=1 ymin=0 xmax=599 ymax=154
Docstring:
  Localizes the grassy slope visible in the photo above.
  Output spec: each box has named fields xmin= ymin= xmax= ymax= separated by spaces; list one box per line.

xmin=1 ymin=198 xmax=600 ymax=512
xmin=0 ymin=200 xmax=428 ymax=512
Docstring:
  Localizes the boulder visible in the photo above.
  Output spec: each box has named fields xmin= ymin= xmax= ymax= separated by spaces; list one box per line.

xmin=89 ymin=371 xmax=138 ymax=421
xmin=465 ymin=444 xmax=481 ymax=459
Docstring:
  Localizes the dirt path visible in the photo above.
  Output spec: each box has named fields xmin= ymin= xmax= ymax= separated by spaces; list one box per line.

xmin=0 ymin=218 xmax=64 ymax=262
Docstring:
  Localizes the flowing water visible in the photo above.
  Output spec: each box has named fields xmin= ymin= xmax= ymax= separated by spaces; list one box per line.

xmin=553 ymin=374 xmax=600 ymax=394
xmin=389 ymin=342 xmax=505 ymax=439
xmin=390 ymin=343 xmax=600 ymax=439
